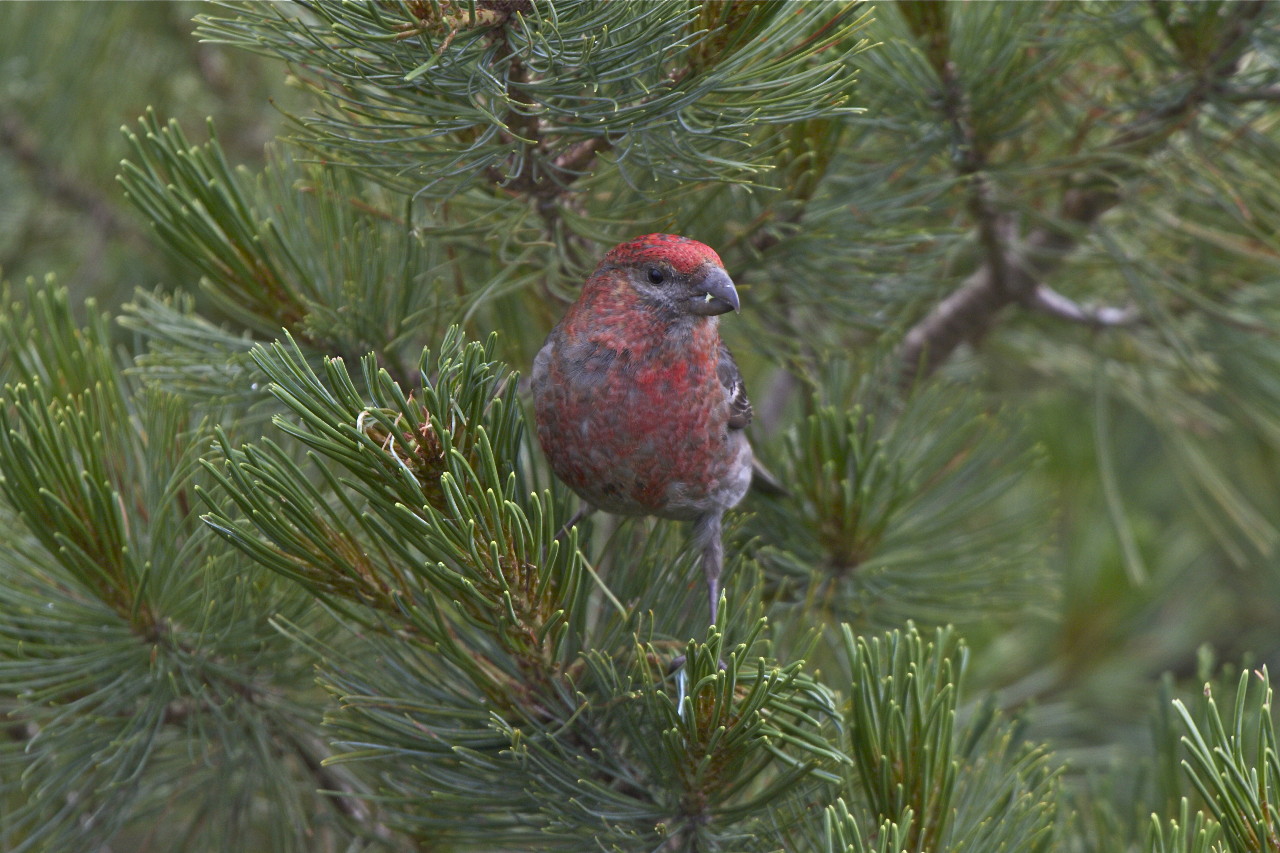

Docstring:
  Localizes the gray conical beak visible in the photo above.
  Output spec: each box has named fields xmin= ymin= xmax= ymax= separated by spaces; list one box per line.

xmin=689 ymin=266 xmax=739 ymax=316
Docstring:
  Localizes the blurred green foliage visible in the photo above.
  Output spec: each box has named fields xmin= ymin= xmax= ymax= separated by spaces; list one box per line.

xmin=0 ymin=2 xmax=297 ymax=313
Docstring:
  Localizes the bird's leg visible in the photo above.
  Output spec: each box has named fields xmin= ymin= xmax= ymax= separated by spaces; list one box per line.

xmin=692 ymin=511 xmax=724 ymax=627
xmin=664 ymin=513 xmax=727 ymax=677
xmin=555 ymin=503 xmax=595 ymax=541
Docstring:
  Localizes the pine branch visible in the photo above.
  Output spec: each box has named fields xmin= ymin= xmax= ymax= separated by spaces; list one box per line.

xmin=822 ymin=800 xmax=907 ymax=853
xmin=1145 ymin=799 xmax=1222 ymax=853
xmin=0 ymin=282 xmax=350 ymax=851
xmin=897 ymin=0 xmax=1268 ymax=390
xmin=120 ymin=111 xmax=544 ymax=386
xmin=757 ymin=373 xmax=1051 ymax=632
xmin=832 ymin=625 xmax=1061 ymax=852
xmin=196 ymin=324 xmax=863 ymax=848
xmin=1174 ymin=667 xmax=1280 ymax=851
xmin=197 ymin=1 xmax=866 ymax=197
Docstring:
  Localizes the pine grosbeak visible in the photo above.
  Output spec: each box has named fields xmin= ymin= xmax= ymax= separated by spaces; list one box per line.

xmin=532 ymin=234 xmax=752 ymax=626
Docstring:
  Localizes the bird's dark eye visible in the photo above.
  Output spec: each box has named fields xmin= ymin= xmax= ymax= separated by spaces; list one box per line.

xmin=646 ymin=267 xmax=665 ymax=285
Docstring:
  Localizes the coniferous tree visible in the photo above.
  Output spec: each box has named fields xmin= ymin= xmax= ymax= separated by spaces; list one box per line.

xmin=3 ymin=2 xmax=1280 ymax=851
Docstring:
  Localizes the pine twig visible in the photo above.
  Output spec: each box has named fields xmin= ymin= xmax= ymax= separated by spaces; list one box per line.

xmin=1025 ymin=284 xmax=1141 ymax=327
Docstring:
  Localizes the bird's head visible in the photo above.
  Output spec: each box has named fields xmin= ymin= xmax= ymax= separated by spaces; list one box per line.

xmin=596 ymin=234 xmax=739 ymax=317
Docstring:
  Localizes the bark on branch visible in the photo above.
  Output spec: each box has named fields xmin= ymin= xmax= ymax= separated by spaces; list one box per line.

xmin=1026 ymin=284 xmax=1141 ymax=327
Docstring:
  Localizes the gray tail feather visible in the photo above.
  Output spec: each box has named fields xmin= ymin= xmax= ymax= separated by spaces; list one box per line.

xmin=749 ymin=458 xmax=789 ymax=497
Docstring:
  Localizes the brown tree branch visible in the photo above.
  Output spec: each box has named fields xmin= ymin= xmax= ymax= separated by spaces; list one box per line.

xmin=553 ymin=136 xmax=611 ymax=175
xmin=896 ymin=0 xmax=1268 ymax=390
xmin=898 ymin=186 xmax=1155 ymax=386
xmin=1024 ymin=283 xmax=1141 ymax=327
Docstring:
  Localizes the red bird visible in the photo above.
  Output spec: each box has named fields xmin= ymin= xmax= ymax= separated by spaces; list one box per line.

xmin=532 ymin=234 xmax=753 ymax=627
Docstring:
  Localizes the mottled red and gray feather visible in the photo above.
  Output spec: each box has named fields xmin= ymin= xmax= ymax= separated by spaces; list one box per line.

xmin=532 ymin=235 xmax=751 ymax=519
